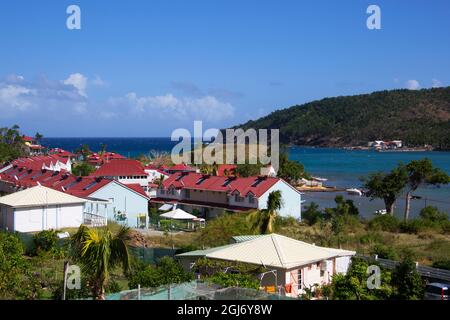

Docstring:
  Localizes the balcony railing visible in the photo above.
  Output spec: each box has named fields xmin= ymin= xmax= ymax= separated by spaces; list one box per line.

xmin=83 ymin=212 xmax=107 ymax=227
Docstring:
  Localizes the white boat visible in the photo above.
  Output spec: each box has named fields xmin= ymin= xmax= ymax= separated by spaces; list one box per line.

xmin=346 ymin=188 xmax=363 ymax=196
xmin=312 ymin=176 xmax=328 ymax=182
xmin=374 ymin=209 xmax=387 ymax=215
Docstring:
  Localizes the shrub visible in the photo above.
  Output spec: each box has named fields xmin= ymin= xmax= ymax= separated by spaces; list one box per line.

xmin=106 ymin=279 xmax=122 ymax=294
xmin=432 ymin=260 xmax=450 ymax=271
xmin=302 ymin=202 xmax=322 ymax=226
xmin=0 ymin=232 xmax=41 ymax=299
xmin=197 ymin=212 xmax=252 ymax=247
xmin=208 ymin=272 xmax=260 ymax=290
xmin=127 ymin=257 xmax=193 ymax=289
xmin=368 ymin=215 xmax=400 ymax=232
xmin=358 ymin=231 xmax=383 ymax=245
xmin=391 ymin=256 xmax=425 ymax=300
xmin=33 ymin=230 xmax=58 ymax=254
xmin=370 ymin=244 xmax=398 ymax=260
xmin=399 ymin=220 xmax=424 ymax=234
xmin=419 ymin=206 xmax=448 ymax=223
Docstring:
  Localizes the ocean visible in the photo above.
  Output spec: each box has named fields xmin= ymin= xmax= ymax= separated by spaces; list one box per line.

xmin=41 ymin=138 xmax=450 ymax=218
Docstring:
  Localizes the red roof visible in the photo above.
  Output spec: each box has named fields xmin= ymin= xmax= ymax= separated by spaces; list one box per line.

xmin=91 ymin=159 xmax=146 ymax=177
xmin=0 ymin=165 xmax=149 ymax=200
xmin=169 ymin=163 xmax=196 ymax=172
xmin=162 ymin=172 xmax=279 ymax=197
xmin=217 ymin=164 xmax=237 ymax=176
xmin=22 ymin=135 xmax=35 ymax=142
xmin=11 ymin=155 xmax=70 ymax=170
xmin=50 ymin=148 xmax=76 ymax=158
xmin=122 ymin=183 xmax=149 ymax=199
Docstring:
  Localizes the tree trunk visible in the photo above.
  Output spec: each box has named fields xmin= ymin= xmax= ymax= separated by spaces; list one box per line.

xmin=385 ymin=200 xmax=395 ymax=216
xmin=404 ymin=190 xmax=412 ymax=221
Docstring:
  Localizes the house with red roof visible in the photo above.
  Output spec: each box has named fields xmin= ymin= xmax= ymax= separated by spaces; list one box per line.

xmin=217 ymin=164 xmax=237 ymax=176
xmin=86 ymin=152 xmax=126 ymax=167
xmin=22 ymin=135 xmax=46 ymax=155
xmin=5 ymin=155 xmax=73 ymax=173
xmin=91 ymin=158 xmax=148 ymax=188
xmin=150 ymin=172 xmax=304 ymax=220
xmin=167 ymin=163 xmax=198 ymax=174
xmin=144 ymin=164 xmax=170 ymax=183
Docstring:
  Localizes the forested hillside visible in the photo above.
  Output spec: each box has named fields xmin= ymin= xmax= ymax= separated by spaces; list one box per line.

xmin=232 ymin=87 xmax=450 ymax=149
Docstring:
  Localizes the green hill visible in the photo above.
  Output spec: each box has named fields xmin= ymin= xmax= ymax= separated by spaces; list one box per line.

xmin=231 ymin=87 xmax=450 ymax=150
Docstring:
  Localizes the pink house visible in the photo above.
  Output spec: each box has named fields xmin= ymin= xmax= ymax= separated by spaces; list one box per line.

xmin=177 ymin=234 xmax=355 ymax=298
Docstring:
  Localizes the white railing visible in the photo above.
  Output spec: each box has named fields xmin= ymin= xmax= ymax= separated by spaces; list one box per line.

xmin=83 ymin=212 xmax=107 ymax=227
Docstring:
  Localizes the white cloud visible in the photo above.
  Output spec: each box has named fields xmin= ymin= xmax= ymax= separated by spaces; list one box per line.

xmin=432 ymin=79 xmax=443 ymax=88
xmin=63 ymin=73 xmax=88 ymax=97
xmin=405 ymin=80 xmax=420 ymax=90
xmin=91 ymin=75 xmax=108 ymax=87
xmin=0 ymin=85 xmax=36 ymax=113
xmin=112 ymin=93 xmax=234 ymax=122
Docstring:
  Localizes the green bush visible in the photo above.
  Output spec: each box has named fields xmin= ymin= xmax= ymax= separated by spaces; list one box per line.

xmin=370 ymin=244 xmax=399 ymax=260
xmin=197 ymin=212 xmax=252 ymax=247
xmin=33 ymin=230 xmax=58 ymax=254
xmin=106 ymin=279 xmax=122 ymax=294
xmin=419 ymin=206 xmax=448 ymax=223
xmin=368 ymin=215 xmax=400 ymax=232
xmin=0 ymin=232 xmax=41 ymax=299
xmin=208 ymin=272 xmax=260 ymax=290
xmin=359 ymin=231 xmax=384 ymax=245
xmin=432 ymin=260 xmax=450 ymax=271
xmin=302 ymin=202 xmax=322 ymax=226
xmin=399 ymin=220 xmax=424 ymax=234
xmin=127 ymin=257 xmax=193 ymax=289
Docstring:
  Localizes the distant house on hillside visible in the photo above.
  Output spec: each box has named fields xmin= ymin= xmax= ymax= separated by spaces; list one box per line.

xmin=22 ymin=135 xmax=45 ymax=155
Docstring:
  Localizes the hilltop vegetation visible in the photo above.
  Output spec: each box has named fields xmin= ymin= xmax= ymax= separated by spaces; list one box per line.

xmin=232 ymin=87 xmax=450 ymax=149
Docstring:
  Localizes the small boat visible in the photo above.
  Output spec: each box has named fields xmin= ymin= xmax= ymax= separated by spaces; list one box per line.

xmin=346 ymin=188 xmax=363 ymax=196
xmin=312 ymin=176 xmax=328 ymax=182
xmin=374 ymin=209 xmax=387 ymax=215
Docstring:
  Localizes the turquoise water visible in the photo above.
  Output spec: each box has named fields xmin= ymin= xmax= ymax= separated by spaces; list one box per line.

xmin=42 ymin=138 xmax=450 ymax=218
xmin=290 ymin=147 xmax=450 ymax=218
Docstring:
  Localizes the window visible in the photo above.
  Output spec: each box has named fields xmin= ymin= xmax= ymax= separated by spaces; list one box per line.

xmin=196 ymin=176 xmax=208 ymax=185
xmin=235 ymin=194 xmax=243 ymax=202
xmin=185 ymin=189 xmax=190 ymax=199
xmin=161 ymin=189 xmax=165 ymax=194
xmin=320 ymin=270 xmax=325 ymax=277
xmin=83 ymin=180 xmax=98 ymax=190
xmin=248 ymin=194 xmax=255 ymax=204
xmin=297 ymin=269 xmax=302 ymax=290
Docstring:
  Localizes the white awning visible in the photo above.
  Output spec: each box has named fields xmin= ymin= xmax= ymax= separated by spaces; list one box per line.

xmin=160 ymin=208 xmax=197 ymax=220
xmin=158 ymin=203 xmax=174 ymax=211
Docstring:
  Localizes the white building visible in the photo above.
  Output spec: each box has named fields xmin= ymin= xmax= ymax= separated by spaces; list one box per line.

xmin=151 ymin=172 xmax=304 ymax=219
xmin=0 ymin=185 xmax=93 ymax=232
xmin=177 ymin=233 xmax=355 ymax=298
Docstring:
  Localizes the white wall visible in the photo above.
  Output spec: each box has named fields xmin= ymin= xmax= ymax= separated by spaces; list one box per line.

xmin=258 ymin=180 xmax=302 ymax=219
xmin=0 ymin=205 xmax=14 ymax=230
xmin=90 ymin=181 xmax=149 ymax=228
xmin=11 ymin=204 xmax=84 ymax=232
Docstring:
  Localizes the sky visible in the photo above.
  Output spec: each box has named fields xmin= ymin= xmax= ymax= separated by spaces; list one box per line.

xmin=0 ymin=0 xmax=449 ymax=137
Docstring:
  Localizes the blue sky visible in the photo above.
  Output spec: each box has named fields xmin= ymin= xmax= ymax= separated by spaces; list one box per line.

xmin=1 ymin=0 xmax=449 ymax=137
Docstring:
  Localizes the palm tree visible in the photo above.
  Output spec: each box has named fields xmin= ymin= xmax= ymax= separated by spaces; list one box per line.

xmin=247 ymin=190 xmax=283 ymax=234
xmin=71 ymin=225 xmax=131 ymax=300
